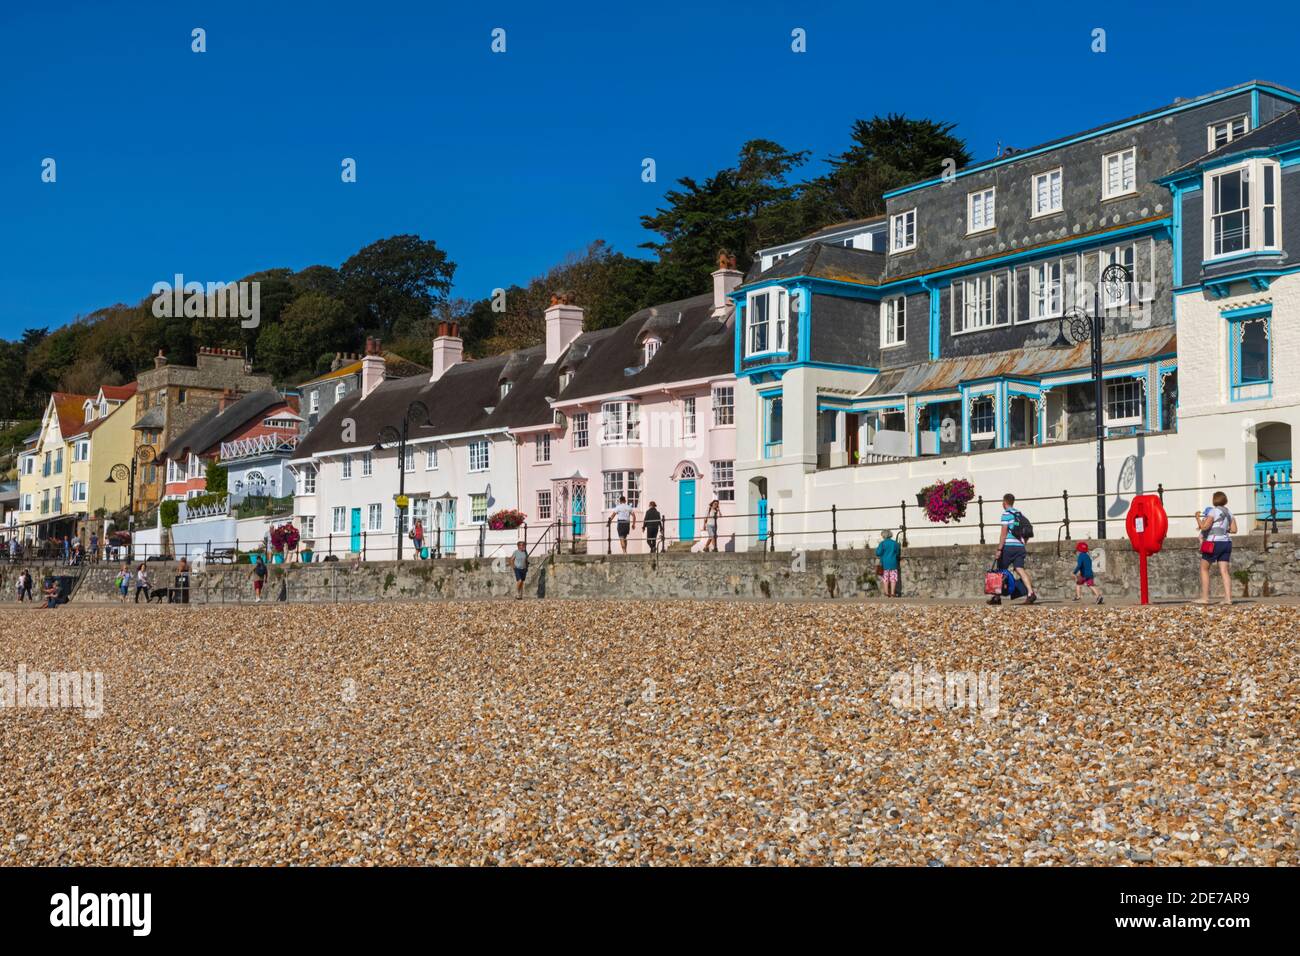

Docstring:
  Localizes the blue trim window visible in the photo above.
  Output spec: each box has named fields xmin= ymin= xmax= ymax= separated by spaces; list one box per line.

xmin=746 ymin=288 xmax=788 ymax=357
xmin=1104 ymin=376 xmax=1146 ymax=434
xmin=762 ymin=391 xmax=784 ymax=459
xmin=1206 ymin=160 xmax=1281 ymax=261
xmin=1230 ymin=311 xmax=1272 ymax=401
xmin=969 ymin=396 xmax=995 ymax=440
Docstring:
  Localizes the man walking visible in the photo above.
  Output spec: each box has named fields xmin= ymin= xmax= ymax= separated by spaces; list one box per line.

xmin=643 ymin=501 xmax=662 ymax=553
xmin=990 ymin=493 xmax=1037 ymax=605
xmin=511 ymin=539 xmax=528 ymax=600
xmin=613 ymin=495 xmax=635 ymax=554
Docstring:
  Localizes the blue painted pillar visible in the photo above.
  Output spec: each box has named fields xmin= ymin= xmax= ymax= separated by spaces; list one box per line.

xmin=928 ymin=286 xmax=942 ymax=361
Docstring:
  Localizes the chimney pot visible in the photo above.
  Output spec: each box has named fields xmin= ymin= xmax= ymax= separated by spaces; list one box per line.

xmin=430 ymin=320 xmax=464 ymax=383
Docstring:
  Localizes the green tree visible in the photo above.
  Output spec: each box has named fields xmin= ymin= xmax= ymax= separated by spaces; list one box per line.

xmin=640 ymin=140 xmax=810 ymax=301
xmin=340 ymin=235 xmax=456 ymax=340
xmin=801 ymin=114 xmax=972 ymax=223
xmin=256 ymin=292 xmax=356 ymax=382
xmin=204 ymin=460 xmax=228 ymax=496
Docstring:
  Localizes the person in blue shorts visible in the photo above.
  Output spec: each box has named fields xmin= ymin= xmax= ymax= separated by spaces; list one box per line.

xmin=990 ymin=493 xmax=1037 ymax=605
xmin=1196 ymin=490 xmax=1237 ymax=605
xmin=511 ymin=540 xmax=528 ymax=600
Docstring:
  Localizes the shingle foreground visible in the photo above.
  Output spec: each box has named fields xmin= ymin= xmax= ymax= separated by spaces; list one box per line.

xmin=1 ymin=602 xmax=1295 ymax=866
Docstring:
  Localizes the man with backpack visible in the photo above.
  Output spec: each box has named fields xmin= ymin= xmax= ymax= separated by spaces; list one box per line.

xmin=990 ymin=493 xmax=1037 ymax=605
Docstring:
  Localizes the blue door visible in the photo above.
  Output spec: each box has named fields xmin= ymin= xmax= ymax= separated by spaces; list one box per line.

xmin=572 ymin=485 xmax=586 ymax=536
xmin=679 ymin=478 xmax=696 ymax=542
xmin=442 ymin=499 xmax=457 ymax=554
xmin=349 ymin=508 xmax=362 ymax=553
xmin=1255 ymin=460 xmax=1293 ymax=520
xmin=757 ymin=497 xmax=768 ymax=544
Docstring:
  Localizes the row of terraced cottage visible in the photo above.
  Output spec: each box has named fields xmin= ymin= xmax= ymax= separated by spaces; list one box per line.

xmin=11 ymin=79 xmax=1297 ymax=560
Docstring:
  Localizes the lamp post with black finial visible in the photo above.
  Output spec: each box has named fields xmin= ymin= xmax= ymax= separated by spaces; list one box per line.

xmin=377 ymin=400 xmax=431 ymax=561
xmin=1049 ymin=261 xmax=1134 ymax=540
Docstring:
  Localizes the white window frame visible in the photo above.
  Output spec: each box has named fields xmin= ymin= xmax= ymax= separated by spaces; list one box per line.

xmin=309 ymin=390 xmax=320 ymax=415
xmin=332 ymin=507 xmax=346 ymax=533
xmin=470 ymin=493 xmax=488 ymax=523
xmin=957 ymin=275 xmax=996 ymax=332
xmin=425 ymin=447 xmax=438 ymax=470
xmin=602 ymin=470 xmax=642 ymax=510
xmin=403 ymin=447 xmax=415 ymax=472
xmin=1101 ymin=244 xmax=1137 ymax=308
xmin=301 ymin=515 xmax=315 ymax=538
xmin=468 ymin=439 xmax=490 ymax=473
xmin=72 ymin=481 xmax=88 ymax=503
xmin=1104 ymin=376 xmax=1145 ymax=429
xmin=341 ymin=455 xmax=353 ymax=480
xmin=711 ymin=460 xmax=735 ymax=502
xmin=643 ymin=337 xmax=660 ymax=365
xmin=1102 ymin=147 xmax=1137 ymax=200
xmin=969 ymin=396 xmax=996 ymax=440
xmin=712 ymin=386 xmax=734 ymax=427
xmin=301 ymin=466 xmax=317 ymax=495
xmin=1203 ymin=159 xmax=1282 ymax=261
xmin=890 ymin=209 xmax=917 ymax=253
xmin=1031 ymin=167 xmax=1063 ymax=217
xmin=1029 ymin=259 xmax=1064 ymax=321
xmin=367 ymin=503 xmax=383 ymax=532
xmin=535 ymin=432 xmax=551 ymax=463
xmin=537 ymin=490 xmax=552 ymax=520
xmin=572 ymin=411 xmax=589 ymax=449
xmin=966 ymin=187 xmax=996 ymax=234
xmin=1208 ymin=114 xmax=1250 ymax=151
xmin=683 ymin=397 xmax=696 ymax=437
xmin=500 ymin=380 xmax=512 ymax=400
xmin=882 ymin=297 xmax=906 ymax=347
xmin=361 ymin=452 xmax=373 ymax=477
xmin=745 ymin=288 xmax=789 ymax=357
xmin=335 ymin=382 xmax=346 ymax=403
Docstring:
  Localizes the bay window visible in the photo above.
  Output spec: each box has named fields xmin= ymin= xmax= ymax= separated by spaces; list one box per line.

xmin=601 ymin=400 xmax=640 ymax=444
xmin=745 ymin=287 xmax=789 ymax=356
xmin=602 ymin=470 xmax=641 ymax=510
xmin=1205 ymin=160 xmax=1280 ymax=260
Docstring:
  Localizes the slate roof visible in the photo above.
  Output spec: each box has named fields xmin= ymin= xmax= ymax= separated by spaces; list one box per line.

xmin=863 ymin=328 xmax=1177 ymax=396
xmin=742 ymin=241 xmax=886 ymax=286
xmin=1167 ymin=108 xmax=1300 ymax=174
xmin=295 ymin=292 xmax=736 ymax=457
xmin=556 ymin=293 xmax=734 ymax=400
xmin=161 ymin=389 xmax=291 ymax=461
xmin=132 ymin=406 xmax=166 ymax=430
xmin=886 ymin=80 xmax=1300 ymax=197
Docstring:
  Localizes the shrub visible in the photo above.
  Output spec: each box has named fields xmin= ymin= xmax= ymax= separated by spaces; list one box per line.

xmin=918 ymin=478 xmax=975 ymax=524
xmin=160 ymin=500 xmax=180 ymax=529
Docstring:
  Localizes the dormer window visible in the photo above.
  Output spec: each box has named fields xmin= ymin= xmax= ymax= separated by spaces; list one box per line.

xmin=559 ymin=370 xmax=573 ymax=390
xmin=642 ymin=337 xmax=661 ymax=365
xmin=500 ymin=380 xmax=512 ymax=400
xmin=335 ymin=382 xmax=346 ymax=403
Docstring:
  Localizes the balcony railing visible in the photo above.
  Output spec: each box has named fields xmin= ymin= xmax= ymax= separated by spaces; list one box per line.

xmin=220 ymin=434 xmax=299 ymax=462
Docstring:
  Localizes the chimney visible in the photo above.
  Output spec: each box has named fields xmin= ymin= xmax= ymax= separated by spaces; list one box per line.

xmin=545 ymin=293 xmax=584 ymax=365
xmin=711 ymin=250 xmax=742 ymax=319
xmin=218 ymin=388 xmax=236 ymax=412
xmin=361 ymin=336 xmax=385 ymax=399
xmin=430 ymin=320 xmax=464 ymax=383
xmin=154 ymin=350 xmax=167 ymax=369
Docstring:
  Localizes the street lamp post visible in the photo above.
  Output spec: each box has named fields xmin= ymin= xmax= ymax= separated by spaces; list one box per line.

xmin=105 ymin=443 xmax=156 ymax=560
xmin=377 ymin=400 xmax=430 ymax=561
xmin=1051 ymin=262 xmax=1134 ymax=540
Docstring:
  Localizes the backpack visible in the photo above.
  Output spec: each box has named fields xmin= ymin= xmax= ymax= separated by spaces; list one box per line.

xmin=1008 ymin=508 xmax=1034 ymax=542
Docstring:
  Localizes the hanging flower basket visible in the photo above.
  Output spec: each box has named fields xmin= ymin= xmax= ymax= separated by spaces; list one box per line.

xmin=270 ymin=521 xmax=300 ymax=553
xmin=917 ymin=479 xmax=975 ymax=524
xmin=487 ymin=508 xmax=526 ymax=531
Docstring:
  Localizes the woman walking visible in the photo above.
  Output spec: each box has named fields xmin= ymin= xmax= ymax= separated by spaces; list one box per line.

xmin=1196 ymin=490 xmax=1237 ymax=605
xmin=116 ymin=563 xmax=131 ymax=603
xmin=134 ymin=564 xmax=150 ymax=603
xmin=702 ymin=499 xmax=721 ymax=552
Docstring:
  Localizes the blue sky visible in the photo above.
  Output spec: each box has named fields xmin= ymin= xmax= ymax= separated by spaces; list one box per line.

xmin=1 ymin=0 xmax=1296 ymax=339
